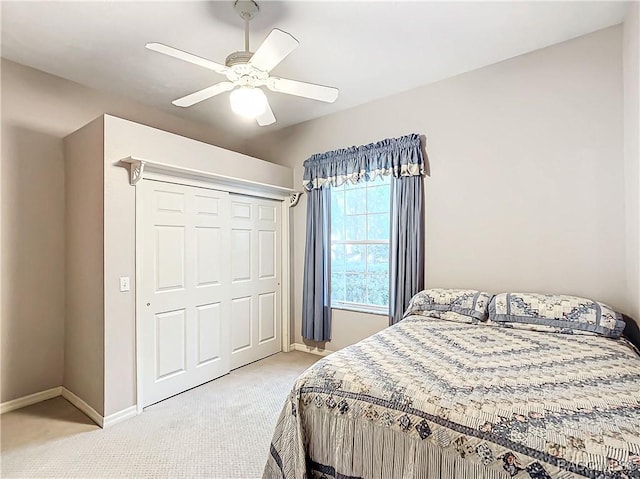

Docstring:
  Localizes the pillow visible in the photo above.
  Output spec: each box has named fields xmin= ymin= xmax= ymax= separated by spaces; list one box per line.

xmin=488 ymin=292 xmax=626 ymax=338
xmin=406 ymin=310 xmax=482 ymax=325
xmin=404 ymin=288 xmax=493 ymax=323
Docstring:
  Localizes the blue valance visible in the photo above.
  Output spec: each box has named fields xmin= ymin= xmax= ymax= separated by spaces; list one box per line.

xmin=302 ymin=133 xmax=424 ymax=191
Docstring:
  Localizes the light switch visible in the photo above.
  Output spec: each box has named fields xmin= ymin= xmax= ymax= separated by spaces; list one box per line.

xmin=119 ymin=277 xmax=130 ymax=292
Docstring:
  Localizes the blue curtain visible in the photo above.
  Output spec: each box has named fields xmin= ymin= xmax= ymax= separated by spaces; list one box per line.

xmin=302 ymin=188 xmax=332 ymax=341
xmin=302 ymin=134 xmax=425 ymax=341
xmin=303 ymin=134 xmax=424 ymax=192
xmin=389 ymin=176 xmax=425 ymax=325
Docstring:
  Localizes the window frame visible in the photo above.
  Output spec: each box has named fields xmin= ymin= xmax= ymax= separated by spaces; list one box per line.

xmin=329 ymin=176 xmax=391 ymax=315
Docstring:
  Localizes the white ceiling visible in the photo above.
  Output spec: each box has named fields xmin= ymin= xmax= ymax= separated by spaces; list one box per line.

xmin=1 ymin=1 xmax=630 ymax=139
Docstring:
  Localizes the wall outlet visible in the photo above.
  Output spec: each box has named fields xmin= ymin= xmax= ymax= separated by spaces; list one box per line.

xmin=119 ymin=276 xmax=130 ymax=292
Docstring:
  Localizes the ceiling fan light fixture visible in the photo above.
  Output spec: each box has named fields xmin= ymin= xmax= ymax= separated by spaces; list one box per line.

xmin=229 ymin=86 xmax=267 ymax=118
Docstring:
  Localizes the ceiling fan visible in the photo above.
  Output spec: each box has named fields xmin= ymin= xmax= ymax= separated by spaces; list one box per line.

xmin=146 ymin=0 xmax=339 ymax=126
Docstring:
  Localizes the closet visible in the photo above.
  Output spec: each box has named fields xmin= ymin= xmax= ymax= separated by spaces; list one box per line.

xmin=64 ymin=115 xmax=293 ymax=424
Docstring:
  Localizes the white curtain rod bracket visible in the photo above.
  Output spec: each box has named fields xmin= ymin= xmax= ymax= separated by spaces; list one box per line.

xmin=289 ymin=192 xmax=302 ymax=207
xmin=125 ymin=158 xmax=146 ymax=186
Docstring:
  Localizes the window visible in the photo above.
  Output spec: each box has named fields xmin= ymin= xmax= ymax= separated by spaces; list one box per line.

xmin=330 ymin=176 xmax=390 ymax=314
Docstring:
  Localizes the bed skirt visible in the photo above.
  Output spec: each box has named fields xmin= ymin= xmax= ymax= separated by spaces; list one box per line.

xmin=264 ymin=401 xmax=511 ymax=479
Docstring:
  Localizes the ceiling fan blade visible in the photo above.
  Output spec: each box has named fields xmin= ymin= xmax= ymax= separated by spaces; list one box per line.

xmin=146 ymin=42 xmax=228 ymax=75
xmin=249 ymin=29 xmax=299 ymax=72
xmin=172 ymin=82 xmax=235 ymax=107
xmin=267 ymin=77 xmax=339 ymax=103
xmin=256 ymin=99 xmax=276 ymax=126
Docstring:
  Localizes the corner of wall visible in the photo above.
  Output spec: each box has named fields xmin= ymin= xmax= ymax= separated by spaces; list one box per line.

xmin=623 ymin=3 xmax=640 ymax=322
xmin=62 ymin=117 xmax=106 ymax=415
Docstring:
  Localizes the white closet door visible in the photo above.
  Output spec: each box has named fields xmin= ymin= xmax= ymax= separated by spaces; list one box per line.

xmin=141 ymin=180 xmax=230 ymax=407
xmin=229 ymin=195 xmax=282 ymax=369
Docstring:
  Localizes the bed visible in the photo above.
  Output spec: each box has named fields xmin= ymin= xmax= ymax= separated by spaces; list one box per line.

xmin=264 ymin=290 xmax=640 ymax=479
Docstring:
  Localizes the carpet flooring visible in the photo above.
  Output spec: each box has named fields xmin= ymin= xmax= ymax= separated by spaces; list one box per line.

xmin=1 ymin=351 xmax=319 ymax=479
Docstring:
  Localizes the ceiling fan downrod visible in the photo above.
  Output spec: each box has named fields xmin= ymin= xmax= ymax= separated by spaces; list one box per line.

xmin=226 ymin=0 xmax=259 ymax=66
xmin=234 ymin=0 xmax=259 ymax=53
xmin=244 ymin=15 xmax=250 ymax=52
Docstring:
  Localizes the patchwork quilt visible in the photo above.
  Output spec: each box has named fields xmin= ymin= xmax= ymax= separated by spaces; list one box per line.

xmin=264 ymin=316 xmax=640 ymax=479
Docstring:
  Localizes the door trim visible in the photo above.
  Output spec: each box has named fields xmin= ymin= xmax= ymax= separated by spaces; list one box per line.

xmin=134 ymin=177 xmax=291 ymax=413
xmin=280 ymin=199 xmax=290 ymax=354
xmin=135 ymin=181 xmax=144 ymax=414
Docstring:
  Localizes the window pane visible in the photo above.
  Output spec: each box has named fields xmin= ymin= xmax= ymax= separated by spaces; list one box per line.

xmin=345 ymin=215 xmax=366 ymax=241
xmin=345 ymin=179 xmax=366 ymax=190
xmin=367 ymin=213 xmax=390 ymax=241
xmin=345 ymin=273 xmax=366 ymax=303
xmin=366 ymin=185 xmax=390 ymax=214
xmin=367 ymin=244 xmax=389 ymax=273
xmin=331 ymin=244 xmax=346 ymax=272
xmin=331 ymin=190 xmax=345 ymax=241
xmin=367 ymin=273 xmax=389 ymax=306
xmin=331 ymin=272 xmax=346 ymax=303
xmin=345 ymin=244 xmax=365 ymax=272
xmin=345 ymin=187 xmax=366 ymax=215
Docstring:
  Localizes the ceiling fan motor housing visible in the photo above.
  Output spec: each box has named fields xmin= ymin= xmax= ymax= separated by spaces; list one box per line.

xmin=225 ymin=51 xmax=254 ymax=67
xmin=224 ymin=53 xmax=269 ymax=86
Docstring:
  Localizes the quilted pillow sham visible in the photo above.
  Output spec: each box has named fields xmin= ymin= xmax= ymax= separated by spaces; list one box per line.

xmin=488 ymin=292 xmax=626 ymax=338
xmin=403 ymin=288 xmax=493 ymax=323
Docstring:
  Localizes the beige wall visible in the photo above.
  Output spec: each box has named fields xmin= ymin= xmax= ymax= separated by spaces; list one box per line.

xmin=250 ymin=26 xmax=629 ymax=351
xmin=63 ymin=117 xmax=105 ymax=414
xmin=1 ymin=123 xmax=65 ymax=402
xmin=624 ymin=3 xmax=640 ymax=323
xmin=0 ymin=60 xmax=249 ymax=155
xmin=0 ymin=59 xmax=255 ymax=404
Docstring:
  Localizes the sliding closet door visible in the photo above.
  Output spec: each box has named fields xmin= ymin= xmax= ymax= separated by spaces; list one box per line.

xmin=140 ymin=180 xmax=230 ymax=407
xmin=229 ymin=195 xmax=282 ymax=369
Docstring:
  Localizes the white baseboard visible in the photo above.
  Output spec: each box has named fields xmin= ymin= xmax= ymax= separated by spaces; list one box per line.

xmin=61 ymin=387 xmax=104 ymax=427
xmin=290 ymin=342 xmax=336 ymax=357
xmin=103 ymin=405 xmax=138 ymax=428
xmin=60 ymin=389 xmax=138 ymax=428
xmin=1 ymin=386 xmax=138 ymax=429
xmin=0 ymin=386 xmax=63 ymax=414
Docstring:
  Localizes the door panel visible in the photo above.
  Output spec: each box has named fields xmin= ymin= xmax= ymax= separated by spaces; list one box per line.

xmin=231 ymin=228 xmax=252 ymax=282
xmin=231 ymin=296 xmax=252 ymax=353
xmin=195 ymin=227 xmax=221 ymax=286
xmin=258 ymin=230 xmax=276 ymax=279
xmin=156 ymin=189 xmax=185 ymax=213
xmin=196 ymin=302 xmax=222 ymax=365
xmin=155 ymin=226 xmax=185 ymax=291
xmin=141 ymin=180 xmax=230 ymax=407
xmin=258 ymin=204 xmax=276 ymax=222
xmin=155 ymin=309 xmax=186 ymax=379
xmin=231 ymin=200 xmax=251 ymax=219
xmin=229 ymin=195 xmax=281 ymax=369
xmin=258 ymin=292 xmax=276 ymax=343
xmin=195 ymin=194 xmax=221 ymax=216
